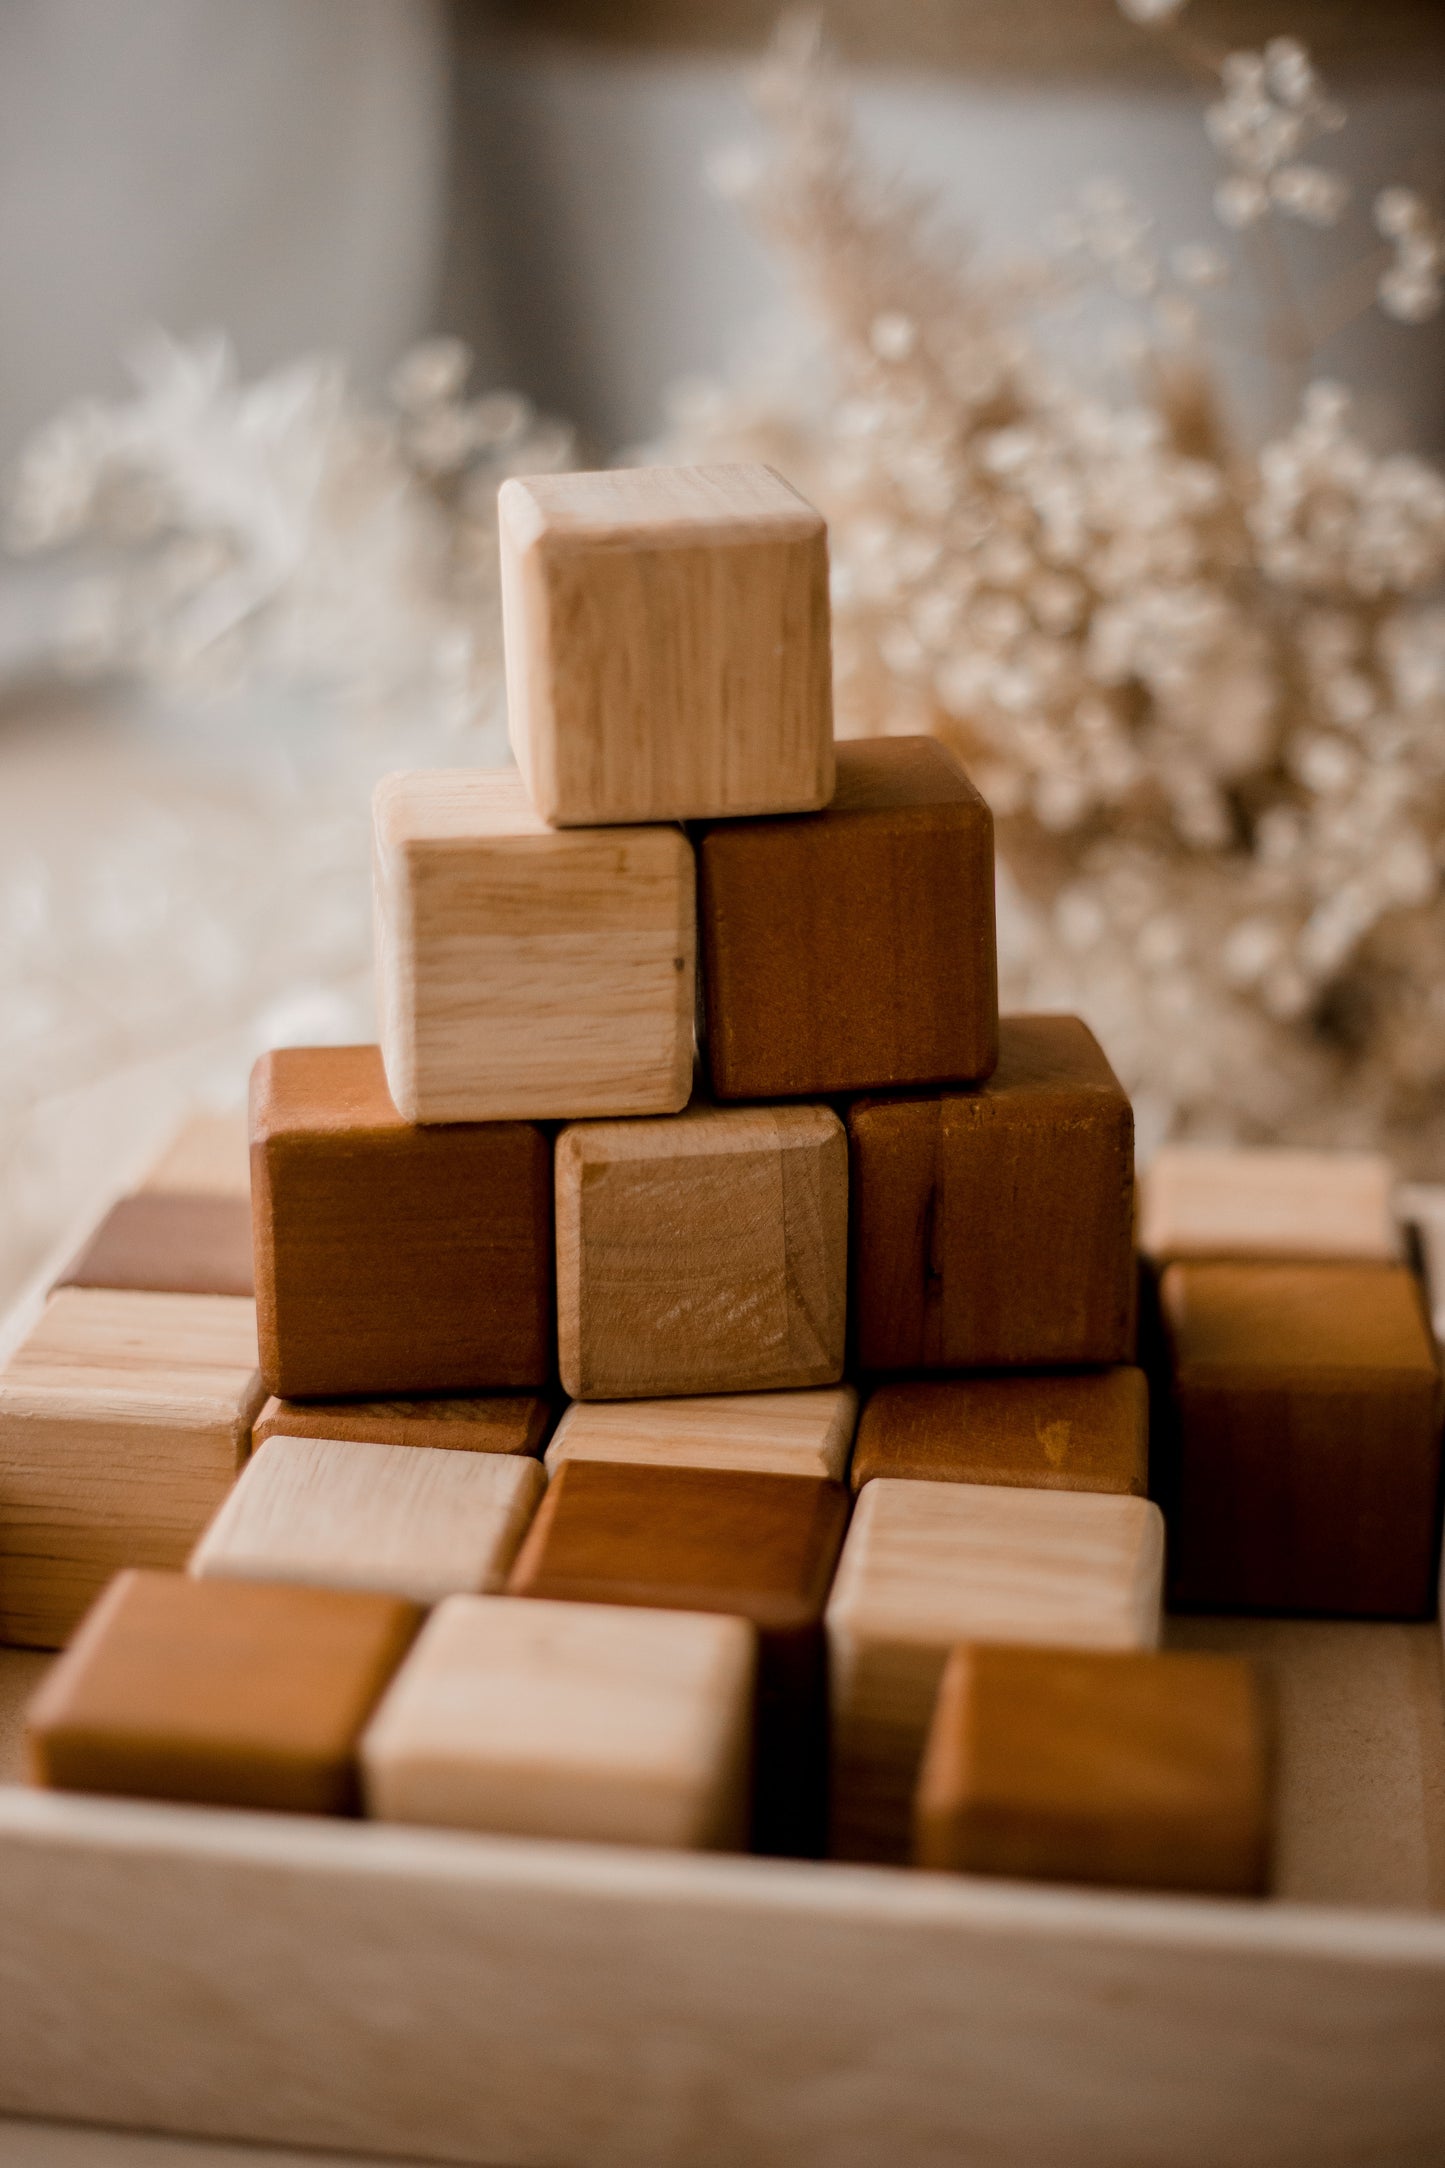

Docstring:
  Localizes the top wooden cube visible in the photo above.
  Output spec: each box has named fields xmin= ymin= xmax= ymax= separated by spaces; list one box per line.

xmin=499 ymin=464 xmax=834 ymax=826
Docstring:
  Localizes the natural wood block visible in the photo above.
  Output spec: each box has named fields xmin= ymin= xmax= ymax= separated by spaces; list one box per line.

xmin=852 ymin=1369 xmax=1148 ymax=1498
xmin=698 ymin=736 xmax=997 ymax=1100
xmin=254 ymin=1391 xmax=552 ymax=1457
xmin=362 ymin=1593 xmax=756 ymax=1849
xmin=1161 ymin=1262 xmax=1443 ymax=1618
xmin=137 ymin=1107 xmax=251 ymax=1198
xmin=190 ymin=1435 xmax=545 ymax=1604
xmin=850 ymin=1014 xmax=1134 ymax=1372
xmin=556 ymin=1102 xmax=847 ymax=1400
xmin=914 ymin=1644 xmax=1272 ymax=1895
xmin=500 ymin=462 xmax=833 ymax=827
xmin=0 ymin=1289 xmax=265 ymax=1650
xmin=546 ymin=1385 xmax=858 ymax=1483
xmin=24 ymin=1569 xmax=419 ymax=1814
xmin=826 ymin=1478 xmax=1165 ymax=1862
xmin=52 ymin=1191 xmax=254 ymax=1299
xmin=373 ymin=768 xmax=695 ymax=1123
xmin=508 ymin=1459 xmax=850 ymax=1853
xmin=1140 ymin=1145 xmax=1400 ymax=1264
xmin=250 ymin=1044 xmax=552 ymax=1398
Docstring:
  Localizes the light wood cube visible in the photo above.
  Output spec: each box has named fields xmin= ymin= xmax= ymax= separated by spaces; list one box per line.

xmin=1139 ymin=1145 xmax=1399 ymax=1264
xmin=556 ymin=1104 xmax=848 ymax=1400
xmin=374 ymin=768 xmax=696 ymax=1123
xmin=362 ymin=1593 xmax=756 ymax=1849
xmin=0 ymin=1289 xmax=265 ymax=1650
xmin=500 ymin=463 xmax=834 ymax=827
xmin=137 ymin=1108 xmax=251 ymax=1198
xmin=190 ymin=1435 xmax=545 ymax=1605
xmin=545 ymin=1387 xmax=858 ymax=1483
xmin=826 ymin=1478 xmax=1165 ymax=1862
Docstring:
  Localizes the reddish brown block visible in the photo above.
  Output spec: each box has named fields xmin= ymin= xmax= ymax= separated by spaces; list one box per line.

xmin=1161 ymin=1261 xmax=1443 ymax=1618
xmin=853 ymin=1369 xmax=1148 ymax=1498
xmin=253 ymin=1393 xmax=552 ymax=1457
xmin=250 ymin=1045 xmax=553 ymax=1399
xmin=697 ymin=736 xmax=997 ymax=1100
xmin=54 ymin=1191 xmax=254 ymax=1299
xmin=507 ymin=1459 xmax=850 ymax=1854
xmin=849 ymin=1015 xmax=1134 ymax=1373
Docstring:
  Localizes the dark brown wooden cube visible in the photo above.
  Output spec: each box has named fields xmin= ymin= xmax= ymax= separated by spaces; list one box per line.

xmin=852 ymin=1369 xmax=1148 ymax=1497
xmin=54 ymin=1191 xmax=254 ymax=1299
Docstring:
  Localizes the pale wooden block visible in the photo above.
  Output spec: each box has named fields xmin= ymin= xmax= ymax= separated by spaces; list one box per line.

xmin=827 ymin=1478 xmax=1165 ymax=1863
xmin=190 ymin=1435 xmax=544 ymax=1605
xmin=362 ymin=1593 xmax=755 ymax=1849
xmin=137 ymin=1109 xmax=252 ymax=1199
xmin=544 ymin=1386 xmax=858 ymax=1482
xmin=1399 ymin=1182 xmax=1445 ymax=1345
xmin=556 ymin=1102 xmax=848 ymax=1400
xmin=500 ymin=463 xmax=834 ymax=827
xmin=373 ymin=767 xmax=695 ymax=1123
xmin=1139 ymin=1145 xmax=1400 ymax=1263
xmin=0 ymin=1289 xmax=264 ymax=1650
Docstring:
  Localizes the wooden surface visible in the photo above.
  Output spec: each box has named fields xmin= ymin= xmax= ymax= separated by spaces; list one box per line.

xmin=555 ymin=1102 xmax=848 ymax=1400
xmin=373 ymin=768 xmax=695 ymax=1122
xmin=546 ymin=1384 xmax=858 ymax=1482
xmin=1400 ymin=1182 xmax=1445 ymax=1343
xmin=697 ymin=736 xmax=997 ymax=1100
xmin=24 ymin=1570 xmax=419 ymax=1816
xmin=849 ymin=1015 xmax=1135 ymax=1372
xmin=250 ymin=1045 xmax=553 ymax=1398
xmin=363 ymin=1592 xmax=755 ymax=1850
xmin=0 ymin=1289 xmax=264 ymax=1650
xmin=253 ymin=1392 xmax=552 ymax=1457
xmin=137 ymin=1111 xmax=251 ymax=1201
xmin=53 ymin=1193 xmax=255 ymax=1301
xmin=852 ymin=1368 xmax=1148 ymax=1497
xmin=1161 ymin=1261 xmax=1443 ymax=1617
xmin=501 ymin=463 xmax=833 ymax=828
xmin=1139 ymin=1145 xmax=1400 ymax=1264
xmin=916 ymin=1644 xmax=1271 ymax=1896
xmin=190 ymin=1436 xmax=544 ymax=1605
xmin=827 ymin=1480 xmax=1164 ymax=1862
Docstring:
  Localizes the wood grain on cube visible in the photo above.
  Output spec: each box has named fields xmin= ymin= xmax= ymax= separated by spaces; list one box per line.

xmin=0 ymin=1289 xmax=264 ymax=1650
xmin=915 ymin=1644 xmax=1272 ymax=1896
xmin=850 ymin=1015 xmax=1134 ymax=1373
xmin=852 ymin=1369 xmax=1148 ymax=1498
xmin=24 ymin=1568 xmax=420 ymax=1814
xmin=827 ymin=1478 xmax=1165 ymax=1862
xmin=1161 ymin=1261 xmax=1442 ymax=1618
xmin=363 ymin=1593 xmax=755 ymax=1850
xmin=190 ymin=1435 xmax=544 ymax=1605
xmin=254 ymin=1391 xmax=551 ymax=1458
xmin=698 ymin=736 xmax=997 ymax=1099
xmin=137 ymin=1108 xmax=251 ymax=1198
xmin=1139 ymin=1145 xmax=1400 ymax=1264
xmin=546 ymin=1386 xmax=858 ymax=1483
xmin=53 ymin=1191 xmax=255 ymax=1300
xmin=373 ymin=768 xmax=695 ymax=1123
xmin=500 ymin=463 xmax=833 ymax=827
xmin=556 ymin=1102 xmax=847 ymax=1400
xmin=250 ymin=1044 xmax=552 ymax=1398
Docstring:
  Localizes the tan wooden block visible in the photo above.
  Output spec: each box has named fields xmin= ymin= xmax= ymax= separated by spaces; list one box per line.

xmin=374 ymin=767 xmax=696 ymax=1122
xmin=137 ymin=1108 xmax=251 ymax=1199
xmin=500 ymin=462 xmax=834 ymax=827
xmin=1139 ymin=1145 xmax=1400 ymax=1264
xmin=254 ymin=1391 xmax=552 ymax=1457
xmin=556 ymin=1103 xmax=848 ymax=1400
xmin=0 ymin=1289 xmax=265 ymax=1651
xmin=190 ymin=1435 xmax=545 ymax=1605
xmin=545 ymin=1386 xmax=858 ymax=1483
xmin=826 ymin=1478 xmax=1165 ymax=1862
xmin=362 ymin=1593 xmax=756 ymax=1849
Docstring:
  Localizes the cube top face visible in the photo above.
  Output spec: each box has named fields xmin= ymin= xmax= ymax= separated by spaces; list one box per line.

xmin=1139 ymin=1145 xmax=1399 ymax=1265
xmin=500 ymin=463 xmax=834 ymax=826
xmin=253 ymin=1393 xmax=551 ymax=1458
xmin=508 ymin=1460 xmax=850 ymax=1635
xmin=250 ymin=1043 xmax=409 ymax=1142
xmin=852 ymin=1369 xmax=1148 ymax=1498
xmin=546 ymin=1386 xmax=859 ymax=1484
xmin=25 ymin=1569 xmax=420 ymax=1813
xmin=54 ymin=1192 xmax=255 ymax=1301
xmin=3 ymin=1287 xmax=262 ymax=1420
xmin=1162 ymin=1261 xmax=1439 ymax=1383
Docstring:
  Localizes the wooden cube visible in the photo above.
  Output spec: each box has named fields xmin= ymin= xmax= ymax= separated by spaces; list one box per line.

xmin=1161 ymin=1262 xmax=1442 ymax=1617
xmin=851 ymin=1370 xmax=1148 ymax=1499
xmin=850 ymin=1015 xmax=1134 ymax=1372
xmin=373 ymin=769 xmax=695 ymax=1123
xmin=362 ymin=1593 xmax=756 ymax=1849
xmin=500 ymin=463 xmax=833 ymax=827
xmin=826 ymin=1479 xmax=1164 ymax=1862
xmin=698 ymin=737 xmax=997 ymax=1100
xmin=0 ymin=1289 xmax=265 ymax=1650
xmin=508 ymin=1460 xmax=850 ymax=1853
xmin=1139 ymin=1146 xmax=1399 ymax=1265
xmin=546 ymin=1386 xmax=858 ymax=1484
xmin=254 ymin=1392 xmax=552 ymax=1458
xmin=190 ymin=1436 xmax=544 ymax=1605
xmin=53 ymin=1191 xmax=254 ymax=1300
xmin=138 ymin=1108 xmax=251 ymax=1198
xmin=24 ymin=1569 xmax=419 ymax=1814
xmin=915 ymin=1644 xmax=1272 ymax=1895
xmin=556 ymin=1103 xmax=847 ymax=1400
xmin=250 ymin=1044 xmax=552 ymax=1398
